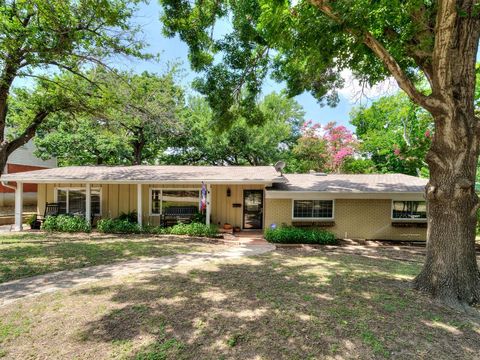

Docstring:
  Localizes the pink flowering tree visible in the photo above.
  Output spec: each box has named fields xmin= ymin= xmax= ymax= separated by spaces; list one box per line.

xmin=290 ymin=120 xmax=328 ymax=173
xmin=290 ymin=120 xmax=358 ymax=173
xmin=322 ymin=122 xmax=357 ymax=172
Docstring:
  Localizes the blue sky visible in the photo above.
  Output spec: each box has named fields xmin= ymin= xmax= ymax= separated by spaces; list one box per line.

xmin=129 ymin=1 xmax=355 ymax=128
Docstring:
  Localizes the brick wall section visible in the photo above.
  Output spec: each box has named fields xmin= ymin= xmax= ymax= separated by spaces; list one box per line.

xmin=264 ymin=198 xmax=427 ymax=241
xmin=265 ymin=199 xmax=292 ymax=227
xmin=0 ymin=164 xmax=49 ymax=193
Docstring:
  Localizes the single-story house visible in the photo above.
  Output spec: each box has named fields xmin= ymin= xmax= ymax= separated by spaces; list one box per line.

xmin=0 ymin=165 xmax=428 ymax=240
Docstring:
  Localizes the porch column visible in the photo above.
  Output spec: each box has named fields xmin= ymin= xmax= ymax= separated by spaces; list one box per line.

xmin=85 ymin=183 xmax=91 ymax=225
xmin=137 ymin=184 xmax=142 ymax=226
xmin=206 ymin=183 xmax=211 ymax=226
xmin=14 ymin=182 xmax=23 ymax=231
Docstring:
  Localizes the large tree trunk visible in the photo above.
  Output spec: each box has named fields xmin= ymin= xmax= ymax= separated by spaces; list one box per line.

xmin=414 ymin=1 xmax=480 ymax=307
xmin=415 ymin=111 xmax=480 ymax=308
xmin=0 ymin=145 xmax=9 ymax=175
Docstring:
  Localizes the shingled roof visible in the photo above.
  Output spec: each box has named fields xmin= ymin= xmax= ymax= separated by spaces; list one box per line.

xmin=269 ymin=173 xmax=428 ymax=193
xmin=0 ymin=165 xmax=284 ymax=184
xmin=0 ymin=165 xmax=428 ymax=193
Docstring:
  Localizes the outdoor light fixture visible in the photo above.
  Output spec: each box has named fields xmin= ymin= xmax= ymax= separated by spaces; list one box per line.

xmin=226 ymin=188 xmax=231 ymax=197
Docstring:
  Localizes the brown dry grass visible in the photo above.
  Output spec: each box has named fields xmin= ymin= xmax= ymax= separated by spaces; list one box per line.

xmin=1 ymin=245 xmax=479 ymax=359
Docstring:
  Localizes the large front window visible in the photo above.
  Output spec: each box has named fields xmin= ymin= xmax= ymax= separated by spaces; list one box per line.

xmin=392 ymin=201 xmax=426 ymax=220
xmin=57 ymin=188 xmax=101 ymax=215
xmin=151 ymin=189 xmax=200 ymax=215
xmin=293 ymin=200 xmax=333 ymax=219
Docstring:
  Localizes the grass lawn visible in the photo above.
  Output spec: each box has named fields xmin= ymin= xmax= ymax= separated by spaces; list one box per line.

xmin=0 ymin=245 xmax=479 ymax=359
xmin=0 ymin=232 xmax=223 ymax=283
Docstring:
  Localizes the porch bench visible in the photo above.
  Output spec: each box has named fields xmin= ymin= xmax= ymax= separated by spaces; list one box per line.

xmin=160 ymin=206 xmax=199 ymax=227
xmin=31 ymin=202 xmax=60 ymax=229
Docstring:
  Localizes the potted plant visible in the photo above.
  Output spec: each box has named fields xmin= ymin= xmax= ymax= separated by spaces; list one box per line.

xmin=28 ymin=214 xmax=41 ymax=230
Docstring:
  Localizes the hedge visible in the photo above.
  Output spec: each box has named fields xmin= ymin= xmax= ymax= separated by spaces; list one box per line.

xmin=42 ymin=215 xmax=91 ymax=233
xmin=96 ymin=219 xmax=218 ymax=238
xmin=264 ymin=226 xmax=336 ymax=245
xmin=164 ymin=222 xmax=218 ymax=237
xmin=96 ymin=218 xmax=143 ymax=234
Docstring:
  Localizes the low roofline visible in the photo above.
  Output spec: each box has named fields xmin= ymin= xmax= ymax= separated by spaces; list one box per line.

xmin=265 ymin=190 xmax=425 ymax=194
xmin=265 ymin=190 xmax=425 ymax=200
xmin=0 ymin=178 xmax=278 ymax=185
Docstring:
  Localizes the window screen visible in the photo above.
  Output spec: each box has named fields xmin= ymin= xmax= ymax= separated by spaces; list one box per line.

xmin=151 ymin=190 xmax=200 ymax=214
xmin=392 ymin=201 xmax=427 ymax=219
xmin=57 ymin=190 xmax=67 ymax=214
xmin=293 ymin=200 xmax=333 ymax=219
xmin=57 ymin=188 xmax=101 ymax=215
xmin=151 ymin=190 xmax=161 ymax=214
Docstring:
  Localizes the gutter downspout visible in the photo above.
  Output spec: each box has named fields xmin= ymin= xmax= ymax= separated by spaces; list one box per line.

xmin=1 ymin=181 xmax=16 ymax=191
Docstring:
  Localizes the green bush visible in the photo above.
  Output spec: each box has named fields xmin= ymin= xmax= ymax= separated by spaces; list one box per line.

xmin=264 ymin=226 xmax=336 ymax=245
xmin=116 ymin=211 xmax=138 ymax=223
xmin=191 ymin=212 xmax=206 ymax=223
xmin=42 ymin=215 xmax=91 ymax=233
xmin=166 ymin=222 xmax=218 ymax=237
xmin=94 ymin=218 xmax=217 ymax=237
xmin=97 ymin=218 xmax=142 ymax=234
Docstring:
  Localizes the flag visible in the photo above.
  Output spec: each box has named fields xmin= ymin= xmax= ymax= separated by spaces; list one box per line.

xmin=200 ymin=182 xmax=207 ymax=212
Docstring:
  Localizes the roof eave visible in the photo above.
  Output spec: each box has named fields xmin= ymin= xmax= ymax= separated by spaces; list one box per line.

xmin=0 ymin=178 xmax=278 ymax=185
xmin=265 ymin=190 xmax=425 ymax=200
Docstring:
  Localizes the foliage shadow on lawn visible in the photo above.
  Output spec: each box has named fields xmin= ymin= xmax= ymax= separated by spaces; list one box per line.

xmin=76 ymin=249 xmax=480 ymax=359
xmin=0 ymin=234 xmax=218 ymax=283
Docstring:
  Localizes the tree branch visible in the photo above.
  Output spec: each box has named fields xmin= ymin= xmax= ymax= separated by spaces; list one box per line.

xmin=46 ymin=61 xmax=99 ymax=87
xmin=5 ymin=110 xmax=50 ymax=157
xmin=309 ymin=0 xmax=447 ymax=115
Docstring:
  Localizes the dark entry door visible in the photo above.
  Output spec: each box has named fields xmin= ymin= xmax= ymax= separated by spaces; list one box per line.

xmin=243 ymin=190 xmax=263 ymax=229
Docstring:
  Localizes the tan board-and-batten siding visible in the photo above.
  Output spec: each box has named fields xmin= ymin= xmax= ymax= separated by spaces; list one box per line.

xmin=211 ymin=184 xmax=265 ymax=229
xmin=38 ymin=183 xmax=203 ymax=226
xmin=37 ymin=183 xmax=267 ymax=228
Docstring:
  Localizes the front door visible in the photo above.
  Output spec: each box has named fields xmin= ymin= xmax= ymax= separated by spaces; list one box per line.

xmin=243 ymin=190 xmax=263 ymax=229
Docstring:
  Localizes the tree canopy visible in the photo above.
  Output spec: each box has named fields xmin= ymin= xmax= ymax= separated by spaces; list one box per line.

xmin=35 ymin=68 xmax=184 ymax=166
xmin=161 ymin=92 xmax=305 ymax=166
xmin=0 ymin=0 xmax=147 ymax=172
xmin=350 ymin=93 xmax=432 ymax=176
xmin=159 ymin=0 xmax=458 ymax=121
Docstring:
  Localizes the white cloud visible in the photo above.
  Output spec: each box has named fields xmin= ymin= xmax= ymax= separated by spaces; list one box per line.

xmin=338 ymin=69 xmax=399 ymax=104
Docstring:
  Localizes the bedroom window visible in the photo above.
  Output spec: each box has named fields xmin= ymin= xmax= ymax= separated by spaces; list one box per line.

xmin=56 ymin=188 xmax=101 ymax=216
xmin=392 ymin=201 xmax=426 ymax=220
xmin=293 ymin=200 xmax=334 ymax=219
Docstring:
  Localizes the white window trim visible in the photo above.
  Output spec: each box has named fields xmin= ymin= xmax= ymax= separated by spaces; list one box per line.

xmin=391 ymin=199 xmax=427 ymax=221
xmin=54 ymin=187 xmax=102 ymax=216
xmin=149 ymin=188 xmax=201 ymax=216
xmin=291 ymin=199 xmax=335 ymax=221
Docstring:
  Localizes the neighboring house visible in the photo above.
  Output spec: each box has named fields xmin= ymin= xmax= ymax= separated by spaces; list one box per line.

xmin=0 ymin=140 xmax=56 ymax=206
xmin=0 ymin=165 xmax=428 ymax=240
